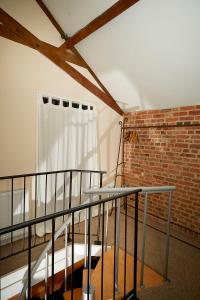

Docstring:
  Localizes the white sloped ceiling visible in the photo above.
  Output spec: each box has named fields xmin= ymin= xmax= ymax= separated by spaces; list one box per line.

xmin=45 ymin=0 xmax=200 ymax=111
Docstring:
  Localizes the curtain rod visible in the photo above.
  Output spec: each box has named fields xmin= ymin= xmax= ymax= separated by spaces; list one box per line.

xmin=122 ymin=123 xmax=200 ymax=130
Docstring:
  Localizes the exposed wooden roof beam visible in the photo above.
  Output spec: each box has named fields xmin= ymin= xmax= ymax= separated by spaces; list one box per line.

xmin=63 ymin=0 xmax=139 ymax=48
xmin=35 ymin=0 xmax=122 ymax=114
xmin=0 ymin=8 xmax=86 ymax=68
xmin=39 ymin=42 xmax=122 ymax=115
xmin=0 ymin=8 xmax=39 ymax=48
xmin=35 ymin=0 xmax=85 ymax=62
xmin=35 ymin=0 xmax=65 ymax=38
xmin=0 ymin=8 xmax=123 ymax=115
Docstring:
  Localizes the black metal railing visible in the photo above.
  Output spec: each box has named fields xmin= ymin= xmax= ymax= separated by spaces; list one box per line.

xmin=0 ymin=188 xmax=141 ymax=300
xmin=0 ymin=169 xmax=105 ymax=259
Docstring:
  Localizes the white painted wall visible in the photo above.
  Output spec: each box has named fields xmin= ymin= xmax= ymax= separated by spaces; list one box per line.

xmin=0 ymin=0 xmax=121 ymax=182
xmin=46 ymin=0 xmax=200 ymax=111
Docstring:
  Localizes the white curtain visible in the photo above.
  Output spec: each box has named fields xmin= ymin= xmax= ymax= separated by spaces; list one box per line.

xmin=36 ymin=98 xmax=98 ymax=236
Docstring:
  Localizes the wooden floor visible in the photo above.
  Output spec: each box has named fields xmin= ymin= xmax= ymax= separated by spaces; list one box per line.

xmin=92 ymin=248 xmax=163 ymax=298
xmin=64 ymin=247 xmax=164 ymax=300
xmin=64 ymin=288 xmax=82 ymax=300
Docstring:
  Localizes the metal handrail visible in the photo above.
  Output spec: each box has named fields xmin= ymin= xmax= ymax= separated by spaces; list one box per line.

xmin=0 ymin=169 xmax=106 ymax=180
xmin=0 ymin=189 xmax=141 ymax=235
xmin=85 ymin=186 xmax=176 ymax=194
xmin=0 ymin=169 xmax=105 ymax=259
xmin=1 ymin=189 xmax=141 ymax=299
xmin=85 ymin=185 xmax=176 ymax=287
xmin=85 ymin=187 xmax=142 ymax=295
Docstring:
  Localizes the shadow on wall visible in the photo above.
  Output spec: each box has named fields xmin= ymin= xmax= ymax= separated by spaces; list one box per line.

xmin=96 ymin=105 xmax=122 ymax=187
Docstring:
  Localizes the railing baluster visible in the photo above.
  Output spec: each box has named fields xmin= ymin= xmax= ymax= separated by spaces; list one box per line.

xmin=34 ymin=175 xmax=37 ymax=246
xmin=84 ymin=208 xmax=88 ymax=269
xmin=51 ymin=218 xmax=55 ymax=299
xmin=105 ymin=202 xmax=109 ymax=251
xmin=11 ymin=178 xmax=14 ymax=255
xmin=87 ymin=205 xmax=92 ymax=300
xmin=68 ymin=171 xmax=72 ymax=241
xmin=89 ymin=172 xmax=92 ymax=188
xmin=44 ymin=174 xmax=48 ymax=242
xmin=96 ymin=173 xmax=103 ymax=243
xmin=45 ymin=252 xmax=49 ymax=300
xmin=115 ymin=197 xmax=120 ymax=295
xmin=124 ymin=196 xmax=128 ymax=298
xmin=23 ymin=176 xmax=26 ymax=251
xmin=113 ymin=198 xmax=117 ymax=299
xmin=83 ymin=194 xmax=95 ymax=300
xmin=71 ymin=212 xmax=74 ymax=300
xmin=0 ymin=233 xmax=1 ymax=260
xmin=63 ymin=172 xmax=66 ymax=223
xmin=133 ymin=192 xmax=139 ymax=298
xmin=101 ymin=203 xmax=105 ymax=300
xmin=78 ymin=172 xmax=82 ymax=233
xmin=164 ymin=191 xmax=172 ymax=281
xmin=69 ymin=171 xmax=72 ymax=209
xmin=64 ymin=224 xmax=68 ymax=292
xmin=54 ymin=173 xmax=57 ymax=213
xmin=28 ymin=225 xmax=31 ymax=299
xmin=140 ymin=192 xmax=148 ymax=288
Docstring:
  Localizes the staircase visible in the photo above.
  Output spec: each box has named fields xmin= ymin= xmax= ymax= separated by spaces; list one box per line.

xmin=63 ymin=247 xmax=163 ymax=300
xmin=9 ymin=247 xmax=162 ymax=300
xmin=0 ymin=185 xmax=176 ymax=300
xmin=7 ymin=246 xmax=164 ymax=300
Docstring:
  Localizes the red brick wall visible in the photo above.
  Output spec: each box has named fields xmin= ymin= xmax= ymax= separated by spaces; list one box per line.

xmin=124 ymin=105 xmax=200 ymax=237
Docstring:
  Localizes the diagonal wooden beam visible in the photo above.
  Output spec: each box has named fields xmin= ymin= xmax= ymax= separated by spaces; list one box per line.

xmin=62 ymin=0 xmax=139 ymax=49
xmin=36 ymin=0 xmax=66 ymax=38
xmin=0 ymin=8 xmax=123 ymax=115
xmin=38 ymin=42 xmax=122 ymax=115
xmin=35 ymin=0 xmax=122 ymax=113
xmin=35 ymin=0 xmax=85 ymax=62
xmin=0 ymin=8 xmax=39 ymax=48
xmin=58 ymin=49 xmax=87 ymax=68
xmin=0 ymin=8 xmax=86 ymax=68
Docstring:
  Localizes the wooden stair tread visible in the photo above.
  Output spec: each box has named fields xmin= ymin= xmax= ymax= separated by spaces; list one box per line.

xmin=9 ymin=259 xmax=85 ymax=300
xmin=63 ymin=288 xmax=82 ymax=300
xmin=89 ymin=247 xmax=164 ymax=299
xmin=82 ymin=269 xmax=94 ymax=287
